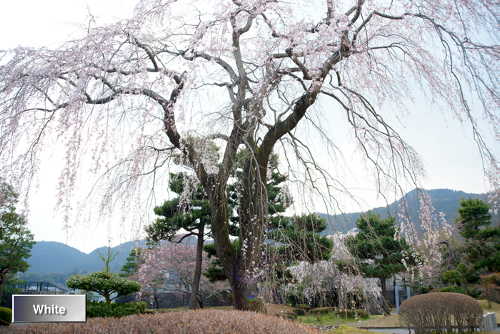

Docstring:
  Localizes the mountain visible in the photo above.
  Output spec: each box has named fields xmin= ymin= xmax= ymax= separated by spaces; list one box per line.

xmin=319 ymin=188 xmax=491 ymax=234
xmin=26 ymin=241 xmax=90 ymax=274
xmin=24 ymin=240 xmax=147 ymax=276
xmin=23 ymin=235 xmax=199 ymax=282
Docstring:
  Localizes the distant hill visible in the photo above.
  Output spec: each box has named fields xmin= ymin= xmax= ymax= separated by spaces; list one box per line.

xmin=319 ymin=188 xmax=491 ymax=234
xmin=22 ymin=236 xmax=199 ymax=284
xmin=25 ymin=240 xmax=147 ymax=275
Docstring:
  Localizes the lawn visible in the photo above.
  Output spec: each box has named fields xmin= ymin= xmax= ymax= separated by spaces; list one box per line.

xmin=326 ymin=326 xmax=390 ymax=334
xmin=298 ymin=313 xmax=368 ymax=327
xmin=345 ymin=314 xmax=401 ymax=328
xmin=478 ymin=299 xmax=500 ymax=320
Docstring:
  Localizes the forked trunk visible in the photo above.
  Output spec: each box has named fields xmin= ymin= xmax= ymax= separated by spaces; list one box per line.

xmin=207 ymin=158 xmax=269 ymax=310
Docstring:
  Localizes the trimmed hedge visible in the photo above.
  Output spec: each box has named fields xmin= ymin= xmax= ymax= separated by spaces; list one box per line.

xmin=86 ymin=301 xmax=147 ymax=318
xmin=400 ymin=292 xmax=482 ymax=334
xmin=0 ymin=307 xmax=12 ymax=326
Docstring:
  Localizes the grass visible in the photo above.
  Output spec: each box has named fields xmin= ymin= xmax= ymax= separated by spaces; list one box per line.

xmin=326 ymin=325 xmax=390 ymax=334
xmin=345 ymin=313 xmax=401 ymax=328
xmin=298 ymin=313 xmax=367 ymax=327
xmin=477 ymin=299 xmax=500 ymax=320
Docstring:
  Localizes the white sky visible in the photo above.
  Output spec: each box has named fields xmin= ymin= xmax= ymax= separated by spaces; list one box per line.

xmin=0 ymin=0 xmax=497 ymax=253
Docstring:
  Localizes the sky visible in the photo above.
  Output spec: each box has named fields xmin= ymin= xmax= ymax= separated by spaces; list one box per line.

xmin=0 ymin=0 xmax=497 ymax=253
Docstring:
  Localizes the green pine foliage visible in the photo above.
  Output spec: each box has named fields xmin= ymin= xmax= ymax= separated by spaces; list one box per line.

xmin=345 ymin=213 xmax=417 ymax=293
xmin=120 ymin=248 xmax=143 ymax=278
xmin=146 ymin=173 xmax=211 ymax=244
xmin=86 ymin=301 xmax=147 ymax=318
xmin=267 ymin=214 xmax=333 ymax=263
xmin=456 ymin=199 xmax=500 ymax=273
xmin=66 ymin=272 xmax=140 ymax=303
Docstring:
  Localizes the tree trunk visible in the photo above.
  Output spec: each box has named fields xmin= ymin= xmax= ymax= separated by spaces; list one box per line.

xmin=231 ymin=155 xmax=269 ymax=310
xmin=0 ymin=273 xmax=5 ymax=296
xmin=379 ymin=277 xmax=391 ymax=315
xmin=189 ymin=224 xmax=205 ymax=309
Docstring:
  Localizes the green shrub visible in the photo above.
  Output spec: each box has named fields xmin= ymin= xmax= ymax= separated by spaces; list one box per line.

xmin=67 ymin=272 xmax=140 ymax=303
xmin=441 ymin=270 xmax=463 ymax=285
xmin=356 ymin=309 xmax=369 ymax=319
xmin=335 ymin=309 xmax=368 ymax=319
xmin=0 ymin=307 xmax=12 ymax=326
xmin=308 ymin=307 xmax=336 ymax=315
xmin=246 ymin=298 xmax=266 ymax=313
xmin=296 ymin=304 xmax=311 ymax=311
xmin=286 ymin=293 xmax=301 ymax=307
xmin=481 ymin=272 xmax=500 ymax=304
xmin=439 ymin=285 xmax=466 ymax=294
xmin=293 ymin=308 xmax=306 ymax=316
xmin=86 ymin=301 xmax=147 ymax=318
xmin=439 ymin=286 xmax=481 ymax=298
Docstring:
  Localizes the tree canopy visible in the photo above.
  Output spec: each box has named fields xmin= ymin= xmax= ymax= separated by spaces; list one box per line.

xmin=0 ymin=179 xmax=34 ymax=293
xmin=67 ymin=271 xmax=140 ymax=303
xmin=120 ymin=248 xmax=143 ymax=278
xmin=456 ymin=199 xmax=500 ymax=273
xmin=346 ymin=213 xmax=417 ymax=294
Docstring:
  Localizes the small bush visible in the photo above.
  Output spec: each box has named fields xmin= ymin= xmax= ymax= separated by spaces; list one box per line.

xmin=439 ymin=286 xmax=466 ymax=294
xmin=439 ymin=286 xmax=481 ymax=298
xmin=481 ymin=272 xmax=500 ymax=304
xmin=86 ymin=301 xmax=147 ymax=318
xmin=0 ymin=307 xmax=12 ymax=326
xmin=308 ymin=307 xmax=336 ymax=315
xmin=400 ymin=292 xmax=482 ymax=334
xmin=246 ymin=298 xmax=266 ymax=313
xmin=296 ymin=304 xmax=311 ymax=311
xmin=335 ymin=309 xmax=368 ymax=319
xmin=293 ymin=308 xmax=306 ymax=316
xmin=355 ymin=309 xmax=369 ymax=319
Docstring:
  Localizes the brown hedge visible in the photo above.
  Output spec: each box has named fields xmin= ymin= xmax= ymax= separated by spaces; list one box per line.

xmin=400 ymin=292 xmax=482 ymax=334
xmin=4 ymin=309 xmax=319 ymax=334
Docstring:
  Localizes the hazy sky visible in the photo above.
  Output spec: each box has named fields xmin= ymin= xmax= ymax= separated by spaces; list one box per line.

xmin=0 ymin=1 xmax=497 ymax=253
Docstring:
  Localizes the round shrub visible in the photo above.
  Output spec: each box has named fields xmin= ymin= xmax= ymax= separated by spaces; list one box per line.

xmin=86 ymin=301 xmax=147 ymax=318
xmin=0 ymin=307 xmax=12 ymax=326
xmin=400 ymin=292 xmax=482 ymax=334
